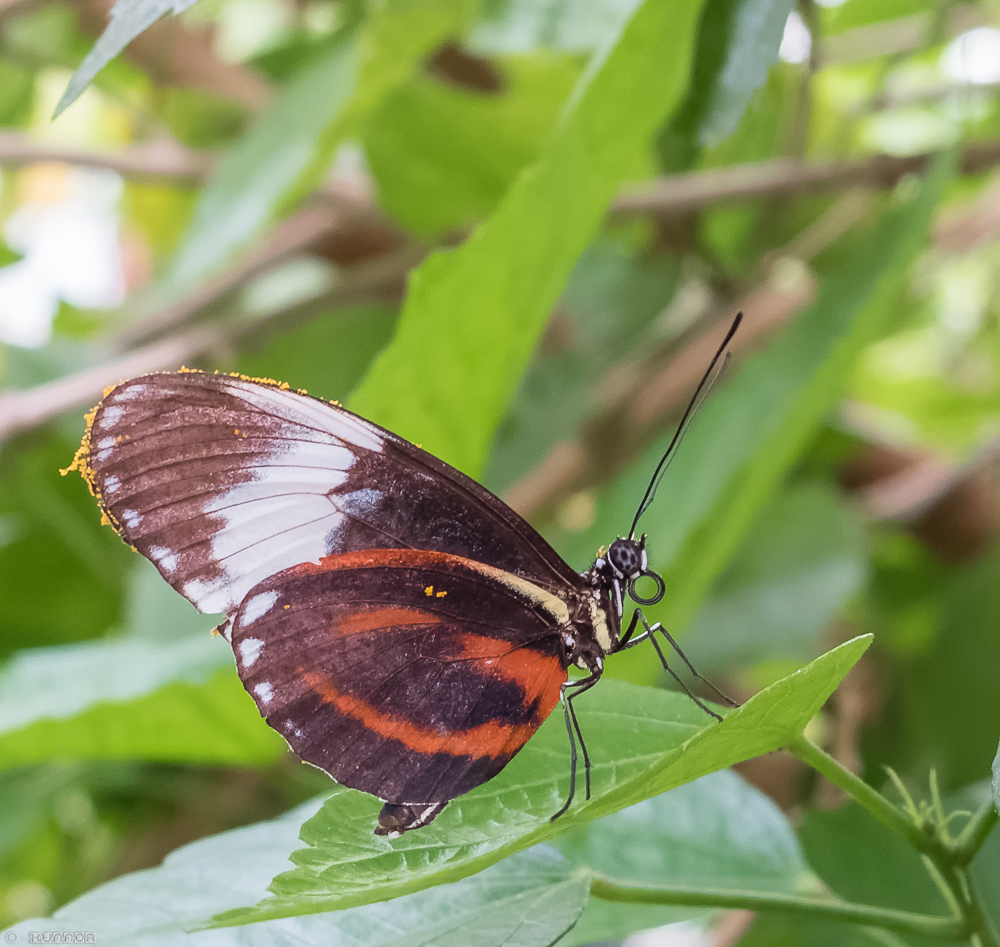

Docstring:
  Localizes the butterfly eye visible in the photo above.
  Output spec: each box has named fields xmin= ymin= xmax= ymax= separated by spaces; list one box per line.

xmin=608 ymin=538 xmax=643 ymax=578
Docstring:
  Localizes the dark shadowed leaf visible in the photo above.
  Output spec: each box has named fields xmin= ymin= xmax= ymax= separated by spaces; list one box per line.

xmin=682 ymin=481 xmax=867 ymax=674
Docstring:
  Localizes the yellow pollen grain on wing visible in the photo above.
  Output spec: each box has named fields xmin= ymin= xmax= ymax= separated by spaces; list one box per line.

xmin=284 ymin=605 xmax=290 ymax=610
xmin=424 ymin=585 xmax=434 ymax=597
xmin=436 ymin=590 xmax=447 ymax=598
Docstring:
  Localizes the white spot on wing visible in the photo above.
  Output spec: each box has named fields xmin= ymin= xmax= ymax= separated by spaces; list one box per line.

xmin=170 ymin=379 xmax=393 ymax=615
xmin=104 ymin=474 xmax=120 ymax=494
xmin=112 ymin=384 xmax=149 ymax=401
xmin=101 ymin=406 xmax=124 ymax=425
xmin=254 ymin=681 xmax=274 ymax=704
xmin=122 ymin=509 xmax=142 ymax=529
xmin=149 ymin=545 xmax=179 ymax=573
xmin=242 ymin=590 xmax=279 ymax=625
xmin=238 ymin=637 xmax=264 ymax=668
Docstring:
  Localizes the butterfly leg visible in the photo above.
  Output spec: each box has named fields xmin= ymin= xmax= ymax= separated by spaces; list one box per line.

xmin=622 ymin=609 xmax=729 ymax=721
xmin=550 ymin=672 xmax=600 ymax=822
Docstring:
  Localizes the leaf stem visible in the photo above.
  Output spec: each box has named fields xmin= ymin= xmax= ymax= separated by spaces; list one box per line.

xmin=787 ymin=734 xmax=928 ymax=850
xmin=590 ymin=876 xmax=967 ymax=940
xmin=954 ymin=799 xmax=999 ymax=866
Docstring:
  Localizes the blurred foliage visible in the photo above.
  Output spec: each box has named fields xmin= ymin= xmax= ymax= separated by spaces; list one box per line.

xmin=2 ymin=0 xmax=1000 ymax=942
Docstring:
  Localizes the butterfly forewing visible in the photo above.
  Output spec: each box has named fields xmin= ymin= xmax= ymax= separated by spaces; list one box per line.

xmin=231 ymin=548 xmax=569 ymax=807
xmin=80 ymin=372 xmax=580 ymax=616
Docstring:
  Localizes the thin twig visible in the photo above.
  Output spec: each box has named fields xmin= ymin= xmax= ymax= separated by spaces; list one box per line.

xmin=0 ymin=133 xmax=211 ymax=184
xmin=611 ymin=139 xmax=1000 ymax=218
xmin=0 ymin=248 xmax=415 ymax=444
xmin=111 ymin=180 xmax=386 ymax=349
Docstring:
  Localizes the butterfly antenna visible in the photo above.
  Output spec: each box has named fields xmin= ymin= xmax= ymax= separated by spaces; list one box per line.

xmin=628 ymin=312 xmax=743 ymax=540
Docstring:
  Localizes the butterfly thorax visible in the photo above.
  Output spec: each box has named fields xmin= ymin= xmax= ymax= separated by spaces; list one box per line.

xmin=559 ymin=582 xmax=617 ymax=674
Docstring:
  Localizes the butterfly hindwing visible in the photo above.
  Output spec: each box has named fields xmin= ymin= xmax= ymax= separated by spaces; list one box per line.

xmin=77 ymin=372 xmax=579 ymax=616
xmin=230 ymin=548 xmax=570 ymax=826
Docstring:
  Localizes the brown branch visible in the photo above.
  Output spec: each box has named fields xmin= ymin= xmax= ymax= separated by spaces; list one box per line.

xmin=0 ymin=248 xmax=415 ymax=444
xmin=610 ymin=139 xmax=1000 ymax=218
xmin=111 ymin=177 xmax=397 ymax=349
xmin=0 ymin=133 xmax=210 ymax=183
xmin=820 ymin=3 xmax=986 ymax=66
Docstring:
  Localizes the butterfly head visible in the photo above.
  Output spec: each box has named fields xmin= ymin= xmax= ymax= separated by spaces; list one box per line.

xmin=589 ymin=534 xmax=665 ymax=621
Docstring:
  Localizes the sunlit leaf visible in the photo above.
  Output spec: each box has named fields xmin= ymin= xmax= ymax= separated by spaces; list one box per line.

xmin=0 ymin=634 xmax=283 ymax=770
xmin=209 ymin=636 xmax=869 ymax=925
xmin=351 ymin=0 xmax=708 ymax=478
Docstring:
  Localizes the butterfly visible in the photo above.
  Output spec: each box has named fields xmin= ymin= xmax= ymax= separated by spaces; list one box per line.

xmin=65 ymin=315 xmax=741 ymax=836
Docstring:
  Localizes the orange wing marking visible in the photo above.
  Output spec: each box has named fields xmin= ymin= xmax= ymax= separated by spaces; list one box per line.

xmin=299 ymin=670 xmax=550 ymax=758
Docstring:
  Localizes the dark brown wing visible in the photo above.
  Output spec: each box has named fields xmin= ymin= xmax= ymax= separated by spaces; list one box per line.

xmin=71 ymin=371 xmax=581 ymax=616
xmin=229 ymin=548 xmax=570 ymax=830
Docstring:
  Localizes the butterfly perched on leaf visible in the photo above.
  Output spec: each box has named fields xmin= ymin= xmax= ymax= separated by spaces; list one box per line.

xmin=64 ymin=317 xmax=739 ymax=836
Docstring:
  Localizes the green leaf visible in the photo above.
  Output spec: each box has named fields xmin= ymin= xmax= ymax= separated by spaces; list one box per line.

xmin=210 ymin=635 xmax=869 ymax=925
xmin=0 ymin=436 xmax=131 ymax=659
xmin=483 ymin=236 xmax=680 ymax=495
xmin=4 ymin=801 xmax=588 ymax=947
xmin=993 ymin=743 xmax=1000 ymax=816
xmin=350 ymin=0 xmax=708 ymax=477
xmin=0 ymin=243 xmax=24 ymax=269
xmin=0 ymin=634 xmax=284 ymax=771
xmin=236 ymin=304 xmax=399 ymax=404
xmin=168 ymin=0 xmax=474 ymax=289
xmin=893 ymin=543 xmax=1000 ymax=788
xmin=567 ymin=154 xmax=949 ymax=637
xmin=699 ymin=0 xmax=796 ymax=146
xmin=55 ymin=0 xmax=203 ymax=117
xmin=471 ymin=0 xmax=642 ymax=53
xmin=557 ymin=769 xmax=818 ymax=945
xmin=742 ymin=800 xmax=954 ymax=947
xmin=682 ymin=481 xmax=867 ymax=674
xmin=366 ymin=53 xmax=580 ymax=236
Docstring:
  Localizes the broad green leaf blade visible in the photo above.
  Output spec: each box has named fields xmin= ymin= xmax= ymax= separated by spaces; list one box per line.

xmin=3 ymin=801 xmax=587 ymax=947
xmin=168 ymin=0 xmax=473 ymax=288
xmin=557 ymin=770 xmax=820 ymax=945
xmin=699 ymin=0 xmax=796 ymax=146
xmin=365 ymin=52 xmax=581 ymax=237
xmin=212 ymin=635 xmax=869 ymax=925
xmin=0 ymin=635 xmax=283 ymax=770
xmin=350 ymin=0 xmax=708 ymax=477
xmin=569 ymin=155 xmax=950 ymax=636
xmin=55 ymin=0 xmax=201 ymax=117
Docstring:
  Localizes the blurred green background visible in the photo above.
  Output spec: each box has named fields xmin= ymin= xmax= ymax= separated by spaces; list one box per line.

xmin=2 ymin=0 xmax=1000 ymax=941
